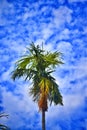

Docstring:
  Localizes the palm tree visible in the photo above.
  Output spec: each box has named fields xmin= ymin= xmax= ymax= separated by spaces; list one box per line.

xmin=0 ymin=112 xmax=10 ymax=130
xmin=11 ymin=43 xmax=64 ymax=130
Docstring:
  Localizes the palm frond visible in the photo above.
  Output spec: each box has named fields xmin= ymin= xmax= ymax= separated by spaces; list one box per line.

xmin=48 ymin=81 xmax=63 ymax=106
xmin=11 ymin=43 xmax=64 ymax=111
xmin=43 ymin=51 xmax=64 ymax=68
xmin=0 ymin=113 xmax=8 ymax=118
xmin=29 ymin=82 xmax=40 ymax=102
xmin=11 ymin=68 xmax=25 ymax=80
xmin=0 ymin=113 xmax=10 ymax=130
xmin=0 ymin=124 xmax=10 ymax=130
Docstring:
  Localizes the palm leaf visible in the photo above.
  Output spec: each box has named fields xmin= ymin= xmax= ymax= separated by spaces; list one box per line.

xmin=0 ymin=113 xmax=10 ymax=130
xmin=49 ymin=81 xmax=63 ymax=106
xmin=0 ymin=124 xmax=10 ymax=130
xmin=11 ymin=43 xmax=64 ymax=111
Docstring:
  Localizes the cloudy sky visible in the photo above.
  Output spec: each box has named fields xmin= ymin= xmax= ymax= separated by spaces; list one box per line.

xmin=0 ymin=0 xmax=87 ymax=130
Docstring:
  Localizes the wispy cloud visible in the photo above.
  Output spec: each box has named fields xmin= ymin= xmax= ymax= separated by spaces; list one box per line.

xmin=0 ymin=0 xmax=87 ymax=129
xmin=68 ymin=0 xmax=87 ymax=3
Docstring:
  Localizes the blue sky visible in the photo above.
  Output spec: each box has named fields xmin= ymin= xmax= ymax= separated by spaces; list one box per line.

xmin=0 ymin=0 xmax=87 ymax=130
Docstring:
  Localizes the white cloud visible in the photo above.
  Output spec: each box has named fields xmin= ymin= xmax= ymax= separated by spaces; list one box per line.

xmin=35 ymin=39 xmax=45 ymax=46
xmin=71 ymin=57 xmax=87 ymax=79
xmin=58 ymin=0 xmax=65 ymax=4
xmin=0 ymin=0 xmax=14 ymax=25
xmin=0 ymin=54 xmax=9 ymax=63
xmin=1 ymin=61 xmax=15 ymax=82
xmin=57 ymin=41 xmax=73 ymax=61
xmin=35 ymin=40 xmax=55 ymax=52
xmin=9 ymin=41 xmax=25 ymax=54
xmin=2 ymin=85 xmax=37 ymax=112
xmin=83 ymin=27 xmax=87 ymax=34
xmin=53 ymin=6 xmax=73 ymax=28
xmin=63 ymin=93 xmax=84 ymax=109
xmin=1 ymin=84 xmax=39 ymax=129
xmin=68 ymin=0 xmax=87 ymax=2
xmin=43 ymin=43 xmax=55 ymax=51
xmin=23 ymin=13 xmax=30 ymax=21
xmin=54 ymin=56 xmax=87 ymax=89
xmin=42 ymin=28 xmax=53 ymax=40
xmin=1 ymin=70 xmax=10 ymax=82
xmin=46 ymin=92 xmax=85 ymax=128
xmin=47 ymin=124 xmax=62 ymax=130
xmin=56 ymin=28 xmax=70 ymax=40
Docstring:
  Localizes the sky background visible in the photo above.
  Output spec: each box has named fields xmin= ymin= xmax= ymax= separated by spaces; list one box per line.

xmin=0 ymin=0 xmax=87 ymax=130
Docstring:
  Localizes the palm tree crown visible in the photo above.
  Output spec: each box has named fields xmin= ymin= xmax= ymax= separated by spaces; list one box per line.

xmin=11 ymin=43 xmax=64 ymax=130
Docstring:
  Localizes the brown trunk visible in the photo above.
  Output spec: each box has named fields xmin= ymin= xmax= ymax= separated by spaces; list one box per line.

xmin=42 ymin=109 xmax=46 ymax=130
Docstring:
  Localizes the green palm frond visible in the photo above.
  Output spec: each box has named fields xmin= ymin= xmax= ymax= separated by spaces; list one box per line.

xmin=16 ymin=56 xmax=33 ymax=69
xmin=43 ymin=51 xmax=64 ymax=68
xmin=11 ymin=43 xmax=64 ymax=109
xmin=48 ymin=81 xmax=63 ymax=106
xmin=29 ymin=85 xmax=40 ymax=102
xmin=29 ymin=42 xmax=44 ymax=55
xmin=11 ymin=68 xmax=25 ymax=80
xmin=0 ymin=113 xmax=10 ymax=130
xmin=29 ymin=71 xmax=41 ymax=102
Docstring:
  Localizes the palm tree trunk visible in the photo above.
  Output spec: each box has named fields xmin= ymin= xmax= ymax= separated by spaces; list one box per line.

xmin=42 ymin=109 xmax=46 ymax=130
